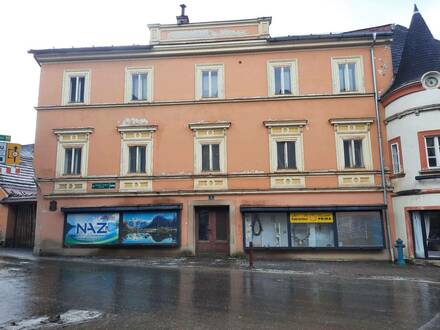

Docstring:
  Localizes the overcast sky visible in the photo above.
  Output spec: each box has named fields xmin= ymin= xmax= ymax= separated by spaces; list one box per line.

xmin=1 ymin=0 xmax=439 ymax=145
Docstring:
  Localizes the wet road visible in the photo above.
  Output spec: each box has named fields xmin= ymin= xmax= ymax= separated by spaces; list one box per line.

xmin=0 ymin=257 xmax=439 ymax=329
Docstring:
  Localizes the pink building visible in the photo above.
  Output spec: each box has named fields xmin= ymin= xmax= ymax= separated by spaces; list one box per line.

xmin=29 ymin=10 xmax=395 ymax=260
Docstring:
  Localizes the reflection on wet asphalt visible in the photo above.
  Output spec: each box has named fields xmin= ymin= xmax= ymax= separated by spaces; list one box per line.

xmin=0 ymin=258 xmax=439 ymax=329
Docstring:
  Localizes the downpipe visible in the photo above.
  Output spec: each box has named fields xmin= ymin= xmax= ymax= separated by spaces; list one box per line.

xmin=370 ymin=33 xmax=394 ymax=261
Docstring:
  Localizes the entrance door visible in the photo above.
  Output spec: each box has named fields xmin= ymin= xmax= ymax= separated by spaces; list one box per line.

xmin=13 ymin=204 xmax=36 ymax=248
xmin=196 ymin=207 xmax=229 ymax=256
xmin=412 ymin=211 xmax=440 ymax=259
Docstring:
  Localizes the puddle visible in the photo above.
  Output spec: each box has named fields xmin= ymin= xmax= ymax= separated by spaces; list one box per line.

xmin=2 ymin=310 xmax=102 ymax=329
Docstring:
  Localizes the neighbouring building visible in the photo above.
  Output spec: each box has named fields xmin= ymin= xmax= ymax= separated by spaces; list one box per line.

xmin=29 ymin=7 xmax=396 ymax=259
xmin=382 ymin=6 xmax=440 ymax=261
xmin=0 ymin=144 xmax=37 ymax=248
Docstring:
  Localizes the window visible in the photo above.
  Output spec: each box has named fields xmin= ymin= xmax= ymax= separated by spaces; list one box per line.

xmin=336 ymin=211 xmax=384 ymax=247
xmin=118 ymin=125 xmax=155 ymax=177
xmin=54 ymin=128 xmax=93 ymax=178
xmin=125 ymin=67 xmax=153 ymax=103
xmin=331 ymin=57 xmax=364 ymax=94
xmin=267 ymin=60 xmax=298 ymax=97
xmin=243 ymin=210 xmax=384 ymax=249
xmin=343 ymin=139 xmax=364 ymax=168
xmin=425 ymin=136 xmax=440 ymax=168
xmin=63 ymin=147 xmax=82 ymax=175
xmin=69 ymin=76 xmax=85 ymax=103
xmin=276 ymin=141 xmax=296 ymax=170
xmin=331 ymin=119 xmax=373 ymax=171
xmin=391 ymin=143 xmax=400 ymax=174
xmin=128 ymin=145 xmax=147 ymax=173
xmin=195 ymin=64 xmax=224 ymax=100
xmin=201 ymin=143 xmax=220 ymax=172
xmin=62 ymin=70 xmax=90 ymax=105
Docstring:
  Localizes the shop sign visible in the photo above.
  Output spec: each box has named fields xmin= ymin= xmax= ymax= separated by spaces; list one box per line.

xmin=91 ymin=182 xmax=116 ymax=190
xmin=0 ymin=142 xmax=5 ymax=163
xmin=0 ymin=135 xmax=11 ymax=142
xmin=5 ymin=143 xmax=20 ymax=165
xmin=64 ymin=212 xmax=119 ymax=246
xmin=121 ymin=211 xmax=178 ymax=245
xmin=290 ymin=212 xmax=334 ymax=223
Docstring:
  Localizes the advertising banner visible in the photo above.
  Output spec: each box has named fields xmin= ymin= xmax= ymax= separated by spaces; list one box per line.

xmin=290 ymin=212 xmax=334 ymax=224
xmin=121 ymin=211 xmax=178 ymax=245
xmin=64 ymin=212 xmax=119 ymax=246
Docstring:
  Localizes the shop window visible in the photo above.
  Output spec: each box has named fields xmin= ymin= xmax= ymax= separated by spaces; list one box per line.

xmin=291 ymin=223 xmax=334 ymax=247
xmin=244 ymin=213 xmax=289 ymax=248
xmin=336 ymin=211 xmax=383 ymax=247
xmin=62 ymin=70 xmax=90 ymax=105
xmin=412 ymin=211 xmax=440 ymax=259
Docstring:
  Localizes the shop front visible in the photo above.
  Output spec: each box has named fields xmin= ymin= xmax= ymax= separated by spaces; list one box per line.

xmin=411 ymin=211 xmax=440 ymax=260
xmin=241 ymin=205 xmax=386 ymax=253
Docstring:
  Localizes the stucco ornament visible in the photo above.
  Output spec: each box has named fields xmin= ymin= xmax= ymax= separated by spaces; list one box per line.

xmin=119 ymin=118 xmax=149 ymax=126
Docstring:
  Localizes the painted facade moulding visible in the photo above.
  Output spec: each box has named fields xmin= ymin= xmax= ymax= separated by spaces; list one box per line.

xmin=384 ymin=103 xmax=440 ymax=124
xmin=34 ymin=93 xmax=375 ymax=111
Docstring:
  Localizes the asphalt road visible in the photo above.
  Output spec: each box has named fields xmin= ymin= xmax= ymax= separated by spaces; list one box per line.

xmin=0 ymin=256 xmax=439 ymax=329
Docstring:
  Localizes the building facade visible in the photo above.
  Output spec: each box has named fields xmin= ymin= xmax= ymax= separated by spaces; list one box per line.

xmin=382 ymin=7 xmax=440 ymax=261
xmin=30 ymin=12 xmax=395 ymax=259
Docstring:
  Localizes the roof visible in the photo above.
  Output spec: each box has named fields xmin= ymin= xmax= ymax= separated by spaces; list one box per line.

xmin=386 ymin=5 xmax=440 ymax=95
xmin=0 ymin=144 xmax=36 ymax=204
xmin=268 ymin=31 xmax=391 ymax=43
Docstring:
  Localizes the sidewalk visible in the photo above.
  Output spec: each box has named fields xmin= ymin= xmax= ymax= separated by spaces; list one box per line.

xmin=0 ymin=248 xmax=439 ymax=283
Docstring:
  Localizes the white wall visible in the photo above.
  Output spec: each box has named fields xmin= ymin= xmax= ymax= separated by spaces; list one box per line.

xmin=386 ymin=89 xmax=440 ymax=118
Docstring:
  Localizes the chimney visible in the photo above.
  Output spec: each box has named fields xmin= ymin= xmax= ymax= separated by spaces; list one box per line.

xmin=176 ymin=4 xmax=189 ymax=25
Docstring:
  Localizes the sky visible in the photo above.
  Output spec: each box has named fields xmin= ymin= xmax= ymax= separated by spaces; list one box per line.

xmin=0 ymin=0 xmax=439 ymax=145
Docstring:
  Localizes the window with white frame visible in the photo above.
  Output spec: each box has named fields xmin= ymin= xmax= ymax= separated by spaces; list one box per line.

xmin=276 ymin=141 xmax=296 ymax=170
xmin=264 ymin=120 xmax=306 ymax=172
xmin=195 ymin=64 xmax=224 ymax=100
xmin=332 ymin=57 xmax=364 ymax=93
xmin=391 ymin=143 xmax=401 ymax=174
xmin=125 ymin=67 xmax=153 ymax=103
xmin=267 ymin=60 xmax=298 ymax=96
xmin=62 ymin=70 xmax=90 ymax=105
xmin=189 ymin=122 xmax=230 ymax=174
xmin=201 ymin=143 xmax=220 ymax=172
xmin=64 ymin=147 xmax=82 ymax=175
xmin=118 ymin=126 xmax=155 ymax=176
xmin=425 ymin=135 xmax=440 ymax=168
xmin=343 ymin=139 xmax=364 ymax=168
xmin=54 ymin=128 xmax=93 ymax=177
xmin=128 ymin=145 xmax=147 ymax=173
xmin=331 ymin=119 xmax=373 ymax=171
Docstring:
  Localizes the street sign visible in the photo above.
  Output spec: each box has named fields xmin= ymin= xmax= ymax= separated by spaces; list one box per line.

xmin=91 ymin=182 xmax=116 ymax=190
xmin=0 ymin=142 xmax=5 ymax=163
xmin=5 ymin=143 xmax=20 ymax=165
xmin=0 ymin=135 xmax=11 ymax=142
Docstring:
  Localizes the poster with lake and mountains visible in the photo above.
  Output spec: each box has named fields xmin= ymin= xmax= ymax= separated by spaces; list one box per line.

xmin=121 ymin=211 xmax=178 ymax=245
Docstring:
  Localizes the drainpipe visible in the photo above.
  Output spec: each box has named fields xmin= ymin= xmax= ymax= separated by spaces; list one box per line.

xmin=370 ymin=32 xmax=394 ymax=261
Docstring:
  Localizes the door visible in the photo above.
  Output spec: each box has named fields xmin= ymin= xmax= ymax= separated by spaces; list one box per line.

xmin=13 ymin=203 xmax=36 ymax=248
xmin=196 ymin=207 xmax=229 ymax=256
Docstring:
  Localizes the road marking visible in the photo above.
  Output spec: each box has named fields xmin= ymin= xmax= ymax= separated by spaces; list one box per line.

xmin=418 ymin=313 xmax=440 ymax=330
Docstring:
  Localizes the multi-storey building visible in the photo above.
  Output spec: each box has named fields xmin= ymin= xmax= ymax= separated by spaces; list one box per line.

xmin=30 ymin=9 xmax=395 ymax=259
xmin=382 ymin=6 xmax=440 ymax=262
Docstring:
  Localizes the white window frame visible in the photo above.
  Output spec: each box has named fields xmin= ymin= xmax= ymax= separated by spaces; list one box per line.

xmin=331 ymin=57 xmax=364 ymax=94
xmin=331 ymin=119 xmax=373 ymax=171
xmin=189 ymin=122 xmax=230 ymax=175
xmin=54 ymin=128 xmax=93 ymax=178
xmin=62 ymin=70 xmax=91 ymax=105
xmin=195 ymin=64 xmax=224 ymax=100
xmin=391 ymin=142 xmax=401 ymax=174
xmin=267 ymin=60 xmax=299 ymax=97
xmin=124 ymin=67 xmax=153 ymax=103
xmin=264 ymin=121 xmax=306 ymax=173
xmin=425 ymin=135 xmax=440 ymax=169
xmin=118 ymin=127 xmax=156 ymax=177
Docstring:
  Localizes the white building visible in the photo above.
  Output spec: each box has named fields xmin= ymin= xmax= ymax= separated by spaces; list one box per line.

xmin=382 ymin=6 xmax=440 ymax=261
